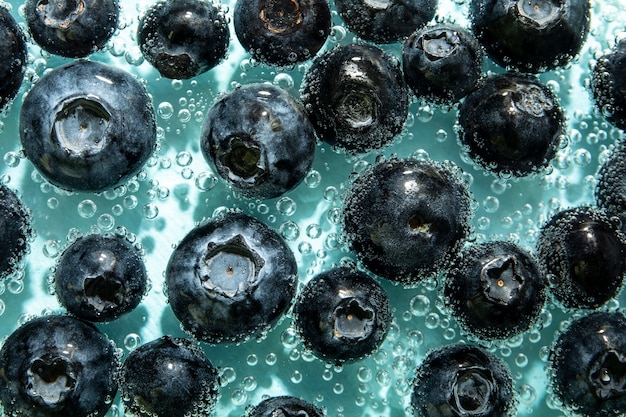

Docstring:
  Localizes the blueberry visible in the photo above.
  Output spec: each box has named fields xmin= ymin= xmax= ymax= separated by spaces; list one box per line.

xmin=0 ymin=6 xmax=27 ymax=112
xmin=166 ymin=210 xmax=298 ymax=344
xmin=138 ymin=0 xmax=229 ymax=79
xmin=294 ymin=266 xmax=391 ymax=363
xmin=536 ymin=206 xmax=626 ymax=310
xmin=200 ymin=83 xmax=316 ymax=199
xmin=20 ymin=60 xmax=157 ymax=192
xmin=120 ymin=336 xmax=220 ymax=417
xmin=469 ymin=0 xmax=590 ymax=72
xmin=591 ymin=40 xmax=626 ymax=130
xmin=597 ymin=143 xmax=626 ymax=229
xmin=0 ymin=315 xmax=118 ymax=417
xmin=457 ymin=72 xmax=565 ymax=176
xmin=246 ymin=396 xmax=325 ymax=417
xmin=342 ymin=158 xmax=472 ymax=285
xmin=54 ymin=234 xmax=148 ymax=322
xmin=444 ymin=241 xmax=547 ymax=341
xmin=301 ymin=44 xmax=409 ymax=154
xmin=410 ymin=344 xmax=517 ymax=417
xmin=550 ymin=311 xmax=626 ymax=417
xmin=334 ymin=0 xmax=437 ymax=44
xmin=402 ymin=23 xmax=484 ymax=105
xmin=234 ymin=0 xmax=331 ymax=66
xmin=24 ymin=0 xmax=119 ymax=58
xmin=0 ymin=185 xmax=33 ymax=279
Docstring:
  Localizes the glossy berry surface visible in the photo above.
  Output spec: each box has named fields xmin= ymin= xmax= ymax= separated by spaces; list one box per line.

xmin=19 ymin=60 xmax=157 ymax=192
xmin=411 ymin=344 xmax=517 ymax=417
xmin=444 ymin=241 xmax=547 ymax=341
xmin=54 ymin=234 xmax=148 ymax=322
xmin=334 ymin=0 xmax=437 ymax=44
xmin=469 ymin=0 xmax=590 ymax=72
xmin=591 ymin=40 xmax=626 ymax=130
xmin=0 ymin=315 xmax=118 ymax=417
xmin=294 ymin=266 xmax=392 ymax=363
xmin=234 ymin=0 xmax=331 ymax=66
xmin=120 ymin=336 xmax=220 ymax=417
xmin=597 ymin=143 xmax=626 ymax=229
xmin=247 ymin=396 xmax=325 ymax=417
xmin=458 ymin=72 xmax=565 ymax=176
xmin=403 ymin=23 xmax=483 ymax=105
xmin=24 ymin=0 xmax=119 ymax=58
xmin=166 ymin=211 xmax=298 ymax=343
xmin=138 ymin=0 xmax=229 ymax=79
xmin=201 ymin=83 xmax=316 ymax=199
xmin=537 ymin=206 xmax=626 ymax=310
xmin=301 ymin=44 xmax=408 ymax=154
xmin=0 ymin=185 xmax=32 ymax=279
xmin=550 ymin=311 xmax=626 ymax=417
xmin=0 ymin=6 xmax=27 ymax=112
xmin=343 ymin=158 xmax=472 ymax=285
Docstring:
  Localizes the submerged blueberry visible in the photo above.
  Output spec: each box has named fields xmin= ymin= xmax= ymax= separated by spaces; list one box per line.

xmin=24 ymin=0 xmax=120 ymax=58
xmin=597 ymin=143 xmax=626 ymax=229
xmin=591 ymin=40 xmax=626 ymax=130
xmin=247 ymin=396 xmax=325 ymax=417
xmin=20 ymin=60 xmax=157 ymax=192
xmin=166 ymin=211 xmax=298 ymax=344
xmin=0 ymin=315 xmax=118 ymax=417
xmin=0 ymin=185 xmax=32 ymax=279
xmin=0 ymin=6 xmax=27 ymax=112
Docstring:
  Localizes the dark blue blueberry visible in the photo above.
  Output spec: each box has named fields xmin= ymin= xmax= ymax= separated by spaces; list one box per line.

xmin=234 ymin=0 xmax=331 ymax=66
xmin=200 ymin=83 xmax=316 ymax=199
xmin=411 ymin=344 xmax=517 ymax=417
xmin=0 ymin=315 xmax=118 ymax=417
xmin=597 ymin=143 xmax=626 ymax=230
xmin=334 ymin=0 xmax=437 ymax=44
xmin=301 ymin=44 xmax=409 ymax=154
xmin=294 ymin=266 xmax=391 ymax=363
xmin=402 ymin=23 xmax=483 ymax=105
xmin=457 ymin=72 xmax=565 ymax=176
xmin=444 ymin=241 xmax=547 ymax=341
xmin=550 ymin=311 xmax=626 ymax=417
xmin=166 ymin=210 xmax=298 ymax=344
xmin=469 ymin=0 xmax=590 ymax=72
xmin=120 ymin=336 xmax=220 ymax=417
xmin=138 ymin=0 xmax=229 ymax=79
xmin=246 ymin=396 xmax=325 ymax=417
xmin=0 ymin=185 xmax=32 ymax=279
xmin=24 ymin=0 xmax=120 ymax=58
xmin=54 ymin=234 xmax=148 ymax=322
xmin=0 ymin=6 xmax=27 ymax=112
xmin=591 ymin=40 xmax=626 ymax=130
xmin=20 ymin=60 xmax=157 ymax=192
xmin=536 ymin=206 xmax=626 ymax=310
xmin=342 ymin=158 xmax=472 ymax=285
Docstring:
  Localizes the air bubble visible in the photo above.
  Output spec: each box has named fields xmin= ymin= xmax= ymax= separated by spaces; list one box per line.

xmin=178 ymin=109 xmax=192 ymax=123
xmin=195 ymin=172 xmax=218 ymax=191
xmin=276 ymin=197 xmax=296 ymax=216
xmin=305 ymin=170 xmax=322 ymax=188
xmin=265 ymin=353 xmax=277 ymax=365
xmin=306 ymin=224 xmax=322 ymax=239
xmin=279 ymin=221 xmax=300 ymax=241
xmin=123 ymin=333 xmax=141 ymax=351
xmin=376 ymin=370 xmax=392 ymax=387
xmin=176 ymin=151 xmax=193 ymax=166
xmin=4 ymin=151 xmax=20 ymax=167
xmin=246 ymin=354 xmax=258 ymax=366
xmin=231 ymin=389 xmax=247 ymax=405
xmin=124 ymin=195 xmax=138 ymax=209
xmin=143 ymin=204 xmax=159 ymax=219
xmin=410 ymin=295 xmax=430 ymax=316
xmin=357 ymin=366 xmax=372 ymax=383
xmin=483 ymin=196 xmax=500 ymax=213
xmin=43 ymin=240 xmax=61 ymax=258
xmin=515 ymin=353 xmax=529 ymax=368
xmin=291 ymin=370 xmax=303 ymax=384
xmin=157 ymin=102 xmax=174 ymax=119
xmin=298 ymin=242 xmax=312 ymax=254
xmin=77 ymin=200 xmax=97 ymax=218
xmin=97 ymin=214 xmax=115 ymax=231
xmin=47 ymin=197 xmax=59 ymax=209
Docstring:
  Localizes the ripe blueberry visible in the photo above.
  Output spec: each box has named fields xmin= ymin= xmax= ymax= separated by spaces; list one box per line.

xmin=0 ymin=6 xmax=27 ymax=112
xmin=0 ymin=185 xmax=32 ymax=280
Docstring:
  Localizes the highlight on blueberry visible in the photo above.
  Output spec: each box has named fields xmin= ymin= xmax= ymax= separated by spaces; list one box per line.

xmin=597 ymin=143 xmax=626 ymax=230
xmin=166 ymin=210 xmax=298 ymax=344
xmin=24 ymin=0 xmax=120 ymax=58
xmin=591 ymin=39 xmax=626 ymax=130
xmin=294 ymin=266 xmax=392 ymax=363
xmin=19 ymin=60 xmax=157 ymax=192
xmin=301 ymin=43 xmax=409 ymax=154
xmin=457 ymin=72 xmax=565 ymax=176
xmin=342 ymin=158 xmax=473 ymax=286
xmin=444 ymin=240 xmax=547 ymax=341
xmin=120 ymin=336 xmax=220 ymax=417
xmin=0 ymin=315 xmax=118 ymax=417
xmin=200 ymin=83 xmax=316 ymax=199
xmin=138 ymin=0 xmax=230 ymax=79
xmin=410 ymin=344 xmax=517 ymax=417
xmin=0 ymin=6 xmax=27 ymax=112
xmin=234 ymin=0 xmax=331 ymax=66
xmin=246 ymin=396 xmax=325 ymax=417
xmin=536 ymin=206 xmax=626 ymax=310
xmin=0 ymin=185 xmax=32 ymax=280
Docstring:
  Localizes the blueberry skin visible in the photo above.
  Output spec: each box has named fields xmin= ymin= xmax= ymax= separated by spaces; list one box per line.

xmin=120 ymin=336 xmax=220 ymax=417
xmin=54 ymin=234 xmax=148 ymax=322
xmin=138 ymin=0 xmax=229 ymax=79
xmin=294 ymin=267 xmax=391 ymax=363
xmin=166 ymin=211 xmax=298 ymax=344
xmin=444 ymin=241 xmax=547 ymax=341
xmin=469 ymin=0 xmax=590 ymax=72
xmin=0 ymin=6 xmax=27 ymax=112
xmin=591 ymin=40 xmax=626 ymax=130
xmin=301 ymin=44 xmax=409 ymax=154
xmin=0 ymin=185 xmax=32 ymax=279
xmin=234 ymin=0 xmax=331 ymax=66
xmin=411 ymin=344 xmax=517 ymax=417
xmin=201 ymin=83 xmax=316 ymax=200
xmin=458 ymin=72 xmax=564 ymax=176
xmin=20 ymin=60 xmax=157 ymax=192
xmin=247 ymin=396 xmax=325 ymax=417
xmin=24 ymin=0 xmax=119 ymax=58
xmin=342 ymin=158 xmax=472 ymax=286
xmin=0 ymin=315 xmax=118 ymax=417
xmin=550 ymin=311 xmax=626 ymax=417
xmin=536 ymin=206 xmax=626 ymax=310
xmin=597 ymin=143 xmax=626 ymax=230
xmin=334 ymin=0 xmax=437 ymax=44
xmin=403 ymin=23 xmax=483 ymax=105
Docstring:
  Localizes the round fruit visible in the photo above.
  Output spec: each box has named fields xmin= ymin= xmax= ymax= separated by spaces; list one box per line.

xmin=246 ymin=396 xmax=325 ymax=417
xmin=591 ymin=39 xmax=626 ymax=130
xmin=0 ymin=6 xmax=27 ymax=112
xmin=596 ymin=143 xmax=626 ymax=229
xmin=0 ymin=185 xmax=32 ymax=279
